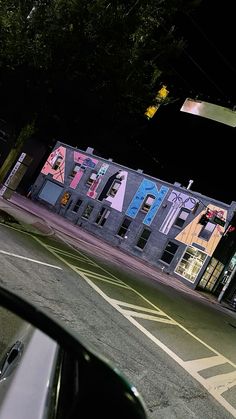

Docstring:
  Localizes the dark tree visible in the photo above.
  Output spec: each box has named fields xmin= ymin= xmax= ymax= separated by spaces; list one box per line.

xmin=0 ymin=0 xmax=201 ymax=179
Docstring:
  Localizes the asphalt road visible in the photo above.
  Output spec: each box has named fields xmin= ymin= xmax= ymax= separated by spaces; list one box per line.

xmin=0 ymin=222 xmax=236 ymax=418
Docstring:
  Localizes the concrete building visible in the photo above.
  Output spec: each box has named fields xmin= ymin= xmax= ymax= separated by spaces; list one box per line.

xmin=31 ymin=141 xmax=236 ymax=296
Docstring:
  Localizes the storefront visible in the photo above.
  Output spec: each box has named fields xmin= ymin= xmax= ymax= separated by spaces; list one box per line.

xmin=198 ymin=257 xmax=225 ymax=294
xmin=174 ymin=246 xmax=207 ymax=284
xmin=198 ymin=251 xmax=236 ymax=306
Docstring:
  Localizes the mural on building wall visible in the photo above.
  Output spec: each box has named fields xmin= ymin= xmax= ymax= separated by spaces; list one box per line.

xmin=98 ymin=170 xmax=122 ymax=202
xmin=70 ymin=151 xmax=98 ymax=189
xmin=160 ymin=190 xmax=199 ymax=235
xmin=41 ymin=146 xmax=66 ymax=183
xmin=126 ymin=179 xmax=169 ymax=226
xmin=104 ymin=170 xmax=128 ymax=211
xmin=87 ymin=163 xmax=109 ymax=199
xmin=175 ymin=204 xmax=227 ymax=256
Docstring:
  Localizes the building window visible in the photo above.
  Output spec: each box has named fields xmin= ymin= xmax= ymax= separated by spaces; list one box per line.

xmin=72 ymin=198 xmax=83 ymax=213
xmin=52 ymin=156 xmax=63 ymax=170
xmin=198 ymin=258 xmax=224 ymax=291
xmin=175 ymin=246 xmax=207 ymax=283
xmin=95 ymin=208 xmax=110 ymax=226
xmin=108 ymin=180 xmax=121 ymax=197
xmin=117 ymin=218 xmax=131 ymax=238
xmin=174 ymin=208 xmax=190 ymax=228
xmin=82 ymin=204 xmax=93 ymax=219
xmin=160 ymin=241 xmax=178 ymax=264
xmin=136 ymin=229 xmax=151 ymax=250
xmin=141 ymin=195 xmax=155 ymax=213
xmin=198 ymin=222 xmax=215 ymax=241
xmin=86 ymin=172 xmax=98 ymax=187
xmin=69 ymin=164 xmax=83 ymax=178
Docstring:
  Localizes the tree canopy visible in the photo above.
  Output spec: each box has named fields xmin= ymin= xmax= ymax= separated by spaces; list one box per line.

xmin=0 ymin=0 xmax=201 ymax=144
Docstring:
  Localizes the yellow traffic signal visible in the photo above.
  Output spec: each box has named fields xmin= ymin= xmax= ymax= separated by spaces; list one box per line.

xmin=144 ymin=85 xmax=169 ymax=119
xmin=156 ymin=85 xmax=169 ymax=100
xmin=144 ymin=105 xmax=159 ymax=119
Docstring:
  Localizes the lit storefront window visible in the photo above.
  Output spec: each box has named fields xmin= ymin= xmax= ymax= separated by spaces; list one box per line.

xmin=69 ymin=164 xmax=82 ymax=178
xmin=198 ymin=258 xmax=224 ymax=291
xmin=175 ymin=246 xmax=207 ymax=283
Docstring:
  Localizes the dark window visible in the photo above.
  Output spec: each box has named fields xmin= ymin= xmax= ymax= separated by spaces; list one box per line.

xmin=160 ymin=242 xmax=178 ymax=264
xmin=69 ymin=164 xmax=84 ymax=178
xmin=141 ymin=195 xmax=155 ymax=213
xmin=117 ymin=218 xmax=131 ymax=238
xmin=52 ymin=156 xmax=62 ymax=170
xmin=82 ymin=204 xmax=93 ymax=219
xmin=108 ymin=180 xmax=121 ymax=197
xmin=72 ymin=199 xmax=83 ymax=213
xmin=86 ymin=172 xmax=98 ymax=187
xmin=95 ymin=208 xmax=110 ymax=226
xmin=136 ymin=229 xmax=151 ymax=249
xmin=198 ymin=222 xmax=215 ymax=241
xmin=174 ymin=209 xmax=190 ymax=228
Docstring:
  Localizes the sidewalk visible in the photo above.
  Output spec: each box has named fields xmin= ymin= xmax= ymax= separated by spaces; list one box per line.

xmin=1 ymin=192 xmax=235 ymax=315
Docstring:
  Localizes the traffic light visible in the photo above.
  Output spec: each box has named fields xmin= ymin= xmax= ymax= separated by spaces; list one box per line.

xmin=144 ymin=105 xmax=159 ymax=119
xmin=144 ymin=85 xmax=169 ymax=119
xmin=155 ymin=85 xmax=169 ymax=101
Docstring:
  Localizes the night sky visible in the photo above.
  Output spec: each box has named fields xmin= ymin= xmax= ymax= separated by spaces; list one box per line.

xmin=1 ymin=1 xmax=235 ymax=205
xmin=86 ymin=0 xmax=235 ymax=205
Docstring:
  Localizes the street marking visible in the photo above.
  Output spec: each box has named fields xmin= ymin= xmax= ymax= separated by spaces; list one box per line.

xmin=78 ymin=272 xmax=236 ymax=418
xmin=0 ymin=249 xmax=62 ymax=270
xmin=206 ymin=371 xmax=236 ymax=394
xmin=72 ymin=266 xmax=129 ymax=286
xmin=112 ymin=300 xmax=173 ymax=316
xmin=47 ymin=245 xmax=97 ymax=265
xmin=123 ymin=310 xmax=176 ymax=324
xmin=34 ymin=237 xmax=236 ymax=417
xmin=0 ymin=221 xmax=31 ymax=235
xmin=185 ymin=355 xmax=227 ymax=372
xmin=48 ymin=239 xmax=122 ymax=280
xmin=113 ymin=300 xmax=176 ymax=323
xmin=72 ymin=266 xmax=123 ymax=282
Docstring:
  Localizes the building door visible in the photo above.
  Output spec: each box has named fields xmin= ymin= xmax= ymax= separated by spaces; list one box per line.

xmin=198 ymin=258 xmax=224 ymax=292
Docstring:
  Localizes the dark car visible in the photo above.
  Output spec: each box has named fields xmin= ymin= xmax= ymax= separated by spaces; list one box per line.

xmin=0 ymin=285 xmax=147 ymax=419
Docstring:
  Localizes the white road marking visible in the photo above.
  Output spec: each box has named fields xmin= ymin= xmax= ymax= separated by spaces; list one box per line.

xmin=113 ymin=301 xmax=167 ymax=314
xmin=185 ymin=355 xmax=227 ymax=372
xmin=0 ymin=249 xmax=62 ymax=270
xmin=34 ymin=237 xmax=236 ymax=417
xmin=206 ymin=371 xmax=236 ymax=394
xmin=78 ymin=273 xmax=236 ymax=417
xmin=123 ymin=310 xmax=176 ymax=324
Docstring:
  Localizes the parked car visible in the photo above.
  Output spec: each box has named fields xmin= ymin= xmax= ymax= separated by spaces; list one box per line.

xmin=0 ymin=285 xmax=147 ymax=419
